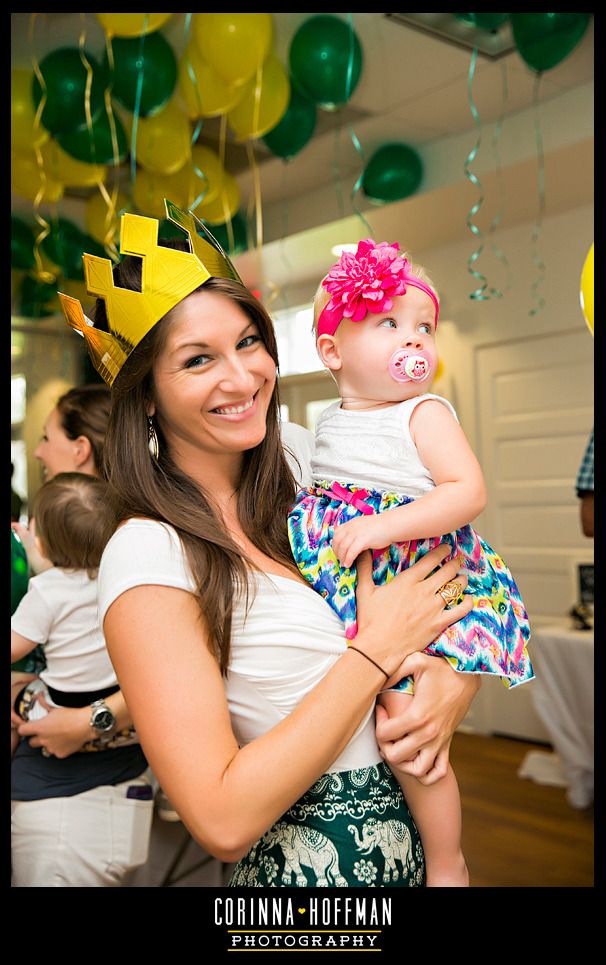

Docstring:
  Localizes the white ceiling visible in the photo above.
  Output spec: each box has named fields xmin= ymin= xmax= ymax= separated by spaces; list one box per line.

xmin=11 ymin=12 xmax=594 ymax=246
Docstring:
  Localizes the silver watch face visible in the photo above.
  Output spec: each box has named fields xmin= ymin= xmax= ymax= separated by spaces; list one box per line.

xmin=92 ymin=707 xmax=115 ymax=733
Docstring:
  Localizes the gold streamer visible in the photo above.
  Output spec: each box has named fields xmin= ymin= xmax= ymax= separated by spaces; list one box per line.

xmin=101 ymin=32 xmax=121 ymax=262
xmin=28 ymin=13 xmax=55 ymax=284
xmin=78 ymin=15 xmax=95 ymax=155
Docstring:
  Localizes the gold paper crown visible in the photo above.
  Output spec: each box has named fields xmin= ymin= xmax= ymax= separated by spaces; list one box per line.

xmin=59 ymin=199 xmax=243 ymax=386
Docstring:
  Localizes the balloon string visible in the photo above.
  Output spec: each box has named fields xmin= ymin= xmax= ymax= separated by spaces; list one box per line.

xmin=486 ymin=60 xmax=512 ymax=298
xmin=101 ymin=33 xmax=120 ymax=261
xmin=129 ymin=19 xmax=149 ymax=188
xmin=246 ymin=139 xmax=263 ymax=251
xmin=189 ymin=119 xmax=209 ymax=213
xmin=183 ymin=13 xmax=202 ymax=119
xmin=332 ymin=126 xmax=346 ymax=219
xmin=529 ymin=72 xmax=546 ymax=316
xmin=28 ymin=12 xmax=54 ymax=284
xmin=345 ymin=15 xmax=373 ymax=236
xmin=217 ymin=112 xmax=236 ymax=251
xmin=349 ymin=128 xmax=374 ymax=236
xmin=464 ymin=47 xmax=490 ymax=301
xmin=78 ymin=16 xmax=95 ymax=161
xmin=248 ymin=63 xmax=263 ymax=251
xmin=277 ymin=161 xmax=292 ymax=310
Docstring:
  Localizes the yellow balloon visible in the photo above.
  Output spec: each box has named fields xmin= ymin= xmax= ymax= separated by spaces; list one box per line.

xmin=177 ymin=42 xmax=245 ymax=120
xmin=193 ymin=13 xmax=273 ymax=87
xmin=11 ymin=151 xmax=64 ymax=204
xmin=196 ymin=172 xmax=240 ymax=226
xmin=188 ymin=145 xmax=225 ymax=207
xmin=580 ymin=242 xmax=593 ymax=336
xmin=227 ymin=54 xmax=290 ymax=141
xmin=96 ymin=13 xmax=173 ymax=37
xmin=134 ymin=98 xmax=192 ymax=176
xmin=41 ymin=139 xmax=107 ymax=189
xmin=11 ymin=69 xmax=49 ymax=152
xmin=86 ymin=190 xmax=130 ymax=246
xmin=132 ymin=166 xmax=191 ymax=220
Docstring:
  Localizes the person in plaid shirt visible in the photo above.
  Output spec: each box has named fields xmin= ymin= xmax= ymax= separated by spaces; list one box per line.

xmin=576 ymin=428 xmax=594 ymax=538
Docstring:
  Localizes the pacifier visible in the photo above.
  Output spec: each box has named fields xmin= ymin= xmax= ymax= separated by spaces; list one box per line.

xmin=388 ymin=349 xmax=432 ymax=383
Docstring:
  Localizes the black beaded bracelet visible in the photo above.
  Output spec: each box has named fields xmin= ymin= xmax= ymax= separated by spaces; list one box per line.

xmin=347 ymin=645 xmax=389 ymax=679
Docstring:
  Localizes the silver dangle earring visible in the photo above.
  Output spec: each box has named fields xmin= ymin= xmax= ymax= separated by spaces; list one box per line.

xmin=147 ymin=417 xmax=159 ymax=461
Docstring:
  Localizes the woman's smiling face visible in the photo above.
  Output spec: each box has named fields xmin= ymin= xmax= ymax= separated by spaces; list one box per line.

xmin=149 ymin=288 xmax=277 ymax=473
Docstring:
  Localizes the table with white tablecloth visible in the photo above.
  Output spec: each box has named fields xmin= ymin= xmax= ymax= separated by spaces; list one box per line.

xmin=523 ymin=621 xmax=594 ymax=808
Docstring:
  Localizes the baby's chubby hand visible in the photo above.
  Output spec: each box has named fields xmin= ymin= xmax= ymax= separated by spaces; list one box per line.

xmin=332 ymin=514 xmax=396 ymax=569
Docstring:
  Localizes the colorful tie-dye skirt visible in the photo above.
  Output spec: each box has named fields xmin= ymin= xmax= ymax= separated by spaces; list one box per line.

xmin=288 ymin=483 xmax=533 ymax=693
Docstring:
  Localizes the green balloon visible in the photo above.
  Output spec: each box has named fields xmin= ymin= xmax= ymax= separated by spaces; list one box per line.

xmin=56 ymin=102 xmax=128 ymax=165
xmin=103 ymin=32 xmax=177 ymax=117
xmin=511 ymin=13 xmax=590 ymax=72
xmin=262 ymin=84 xmax=317 ymax=159
xmin=456 ymin=13 xmax=510 ymax=31
xmin=32 ymin=47 xmax=108 ymax=136
xmin=203 ymin=212 xmax=248 ymax=257
xmin=362 ymin=143 xmax=423 ymax=204
xmin=19 ymin=273 xmax=57 ymax=318
xmin=41 ymin=218 xmax=84 ymax=275
xmin=11 ymin=217 xmax=36 ymax=271
xmin=289 ymin=15 xmax=363 ymax=109
xmin=41 ymin=219 xmax=106 ymax=282
xmin=11 ymin=529 xmax=29 ymax=615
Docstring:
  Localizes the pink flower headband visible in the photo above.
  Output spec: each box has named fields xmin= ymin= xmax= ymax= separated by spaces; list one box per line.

xmin=317 ymin=238 xmax=439 ymax=338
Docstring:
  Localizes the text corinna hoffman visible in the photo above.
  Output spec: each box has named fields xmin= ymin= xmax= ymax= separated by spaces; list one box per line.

xmin=214 ymin=896 xmax=392 ymax=926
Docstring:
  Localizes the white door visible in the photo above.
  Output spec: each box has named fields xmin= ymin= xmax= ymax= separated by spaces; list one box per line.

xmin=471 ymin=328 xmax=593 ymax=740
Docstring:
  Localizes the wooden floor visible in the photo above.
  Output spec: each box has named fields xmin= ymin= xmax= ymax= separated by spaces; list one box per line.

xmin=450 ymin=732 xmax=594 ymax=887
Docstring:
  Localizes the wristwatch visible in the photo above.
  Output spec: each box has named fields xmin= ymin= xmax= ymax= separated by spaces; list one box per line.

xmin=89 ymin=699 xmax=116 ymax=736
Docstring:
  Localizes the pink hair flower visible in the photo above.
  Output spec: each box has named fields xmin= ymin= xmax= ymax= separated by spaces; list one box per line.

xmin=318 ymin=238 xmax=423 ymax=336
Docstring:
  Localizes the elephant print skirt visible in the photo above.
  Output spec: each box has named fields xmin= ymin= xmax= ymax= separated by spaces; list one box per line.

xmin=229 ymin=763 xmax=425 ymax=887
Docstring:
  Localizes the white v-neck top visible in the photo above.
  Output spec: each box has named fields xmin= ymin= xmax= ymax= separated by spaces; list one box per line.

xmin=97 ymin=424 xmax=381 ymax=773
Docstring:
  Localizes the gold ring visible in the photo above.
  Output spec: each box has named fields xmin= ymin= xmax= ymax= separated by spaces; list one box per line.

xmin=438 ymin=580 xmax=464 ymax=607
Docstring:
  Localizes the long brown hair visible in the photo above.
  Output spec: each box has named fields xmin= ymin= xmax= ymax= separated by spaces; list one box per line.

xmin=98 ymin=241 xmax=299 ymax=672
xmin=34 ymin=472 xmax=114 ymax=578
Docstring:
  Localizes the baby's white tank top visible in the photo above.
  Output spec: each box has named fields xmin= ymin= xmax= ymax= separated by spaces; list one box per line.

xmin=311 ymin=393 xmax=458 ymax=498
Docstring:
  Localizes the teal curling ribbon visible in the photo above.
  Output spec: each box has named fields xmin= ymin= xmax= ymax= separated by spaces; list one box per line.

xmin=129 ymin=19 xmax=149 ymax=187
xmin=529 ymin=72 xmax=546 ymax=316
xmin=345 ymin=14 xmax=373 ymax=236
xmin=487 ymin=61 xmax=512 ymax=298
xmin=464 ymin=47 xmax=490 ymax=301
xmin=189 ymin=119 xmax=210 ymax=213
xmin=349 ymin=127 xmax=374 ymax=236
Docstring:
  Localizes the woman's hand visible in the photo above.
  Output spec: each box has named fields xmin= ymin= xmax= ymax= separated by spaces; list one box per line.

xmin=17 ymin=703 xmax=93 ymax=759
xmin=354 ymin=546 xmax=473 ymax=677
xmin=11 ymin=519 xmax=52 ymax=575
xmin=375 ymin=653 xmax=481 ymax=785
